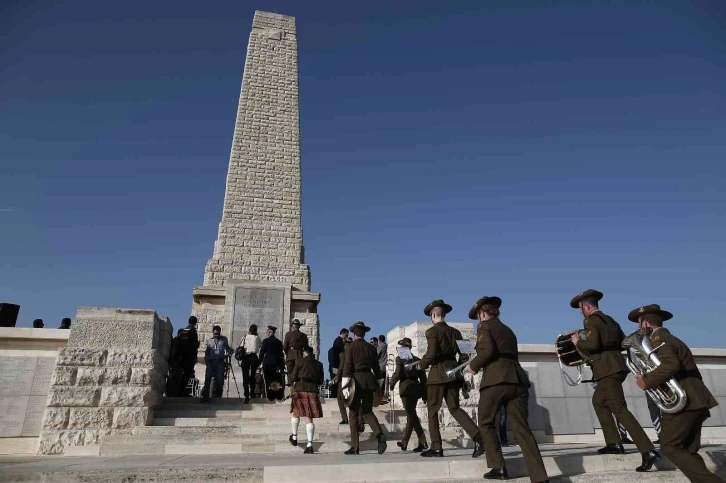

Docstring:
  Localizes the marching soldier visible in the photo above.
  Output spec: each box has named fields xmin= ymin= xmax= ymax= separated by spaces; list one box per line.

xmin=335 ymin=337 xmax=364 ymax=431
xmin=341 ymin=321 xmax=386 ymax=455
xmin=389 ymin=337 xmax=428 ymax=452
xmin=418 ymin=299 xmax=483 ymax=458
xmin=630 ymin=304 xmax=722 ymax=483
xmin=289 ymin=346 xmax=325 ymax=454
xmin=284 ymin=319 xmax=309 ymax=386
xmin=569 ymin=289 xmax=659 ymax=472
xmin=467 ymin=296 xmax=548 ymax=482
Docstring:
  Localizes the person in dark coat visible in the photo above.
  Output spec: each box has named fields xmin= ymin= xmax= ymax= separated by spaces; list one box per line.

xmin=631 ymin=304 xmax=722 ymax=483
xmin=389 ymin=337 xmax=428 ymax=452
xmin=328 ymin=328 xmax=349 ymax=423
xmin=260 ymin=326 xmax=285 ymax=401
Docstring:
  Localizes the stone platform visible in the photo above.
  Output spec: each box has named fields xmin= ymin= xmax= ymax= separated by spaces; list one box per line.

xmin=0 ymin=444 xmax=724 ymax=483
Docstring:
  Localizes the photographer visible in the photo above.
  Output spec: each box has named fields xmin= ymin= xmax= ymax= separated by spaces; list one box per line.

xmin=201 ymin=325 xmax=233 ymax=403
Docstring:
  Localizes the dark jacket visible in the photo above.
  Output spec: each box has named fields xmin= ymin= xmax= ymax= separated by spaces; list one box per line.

xmin=469 ymin=317 xmax=530 ymax=389
xmin=418 ymin=322 xmax=467 ymax=385
xmin=390 ymin=355 xmax=427 ymax=400
xmin=575 ymin=311 xmax=628 ymax=381
xmin=291 ymin=356 xmax=324 ymax=393
xmin=284 ymin=330 xmax=309 ymax=362
xmin=642 ymin=328 xmax=718 ymax=412
xmin=341 ymin=338 xmax=381 ymax=391
xmin=329 ymin=337 xmax=345 ymax=372
xmin=260 ymin=336 xmax=284 ymax=367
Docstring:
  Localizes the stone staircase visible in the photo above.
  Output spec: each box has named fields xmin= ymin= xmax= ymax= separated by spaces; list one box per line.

xmin=98 ymin=397 xmax=467 ymax=456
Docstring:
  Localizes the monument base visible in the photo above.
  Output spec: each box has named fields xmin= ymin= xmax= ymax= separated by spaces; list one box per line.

xmin=192 ymin=282 xmax=320 ymax=396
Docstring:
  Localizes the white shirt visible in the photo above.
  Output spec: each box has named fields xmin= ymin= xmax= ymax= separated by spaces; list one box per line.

xmin=242 ymin=334 xmax=262 ymax=355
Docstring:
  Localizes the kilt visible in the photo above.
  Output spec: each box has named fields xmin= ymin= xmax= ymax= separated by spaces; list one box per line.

xmin=291 ymin=391 xmax=323 ymax=419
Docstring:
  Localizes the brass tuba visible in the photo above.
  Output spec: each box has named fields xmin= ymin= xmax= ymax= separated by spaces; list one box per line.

xmin=622 ymin=329 xmax=687 ymax=414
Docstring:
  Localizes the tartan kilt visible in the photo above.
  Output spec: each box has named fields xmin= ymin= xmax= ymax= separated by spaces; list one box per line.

xmin=290 ymin=391 xmax=323 ymax=419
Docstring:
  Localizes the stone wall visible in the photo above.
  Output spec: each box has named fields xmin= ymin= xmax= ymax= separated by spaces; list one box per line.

xmin=203 ymin=10 xmax=310 ymax=291
xmin=37 ymin=308 xmax=171 ymax=454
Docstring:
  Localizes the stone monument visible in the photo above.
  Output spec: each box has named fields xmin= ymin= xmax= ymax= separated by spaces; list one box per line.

xmin=192 ymin=11 xmax=320 ymax=367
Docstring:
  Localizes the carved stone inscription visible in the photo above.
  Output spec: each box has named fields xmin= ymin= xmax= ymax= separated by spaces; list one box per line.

xmin=231 ymin=287 xmax=284 ymax=348
xmin=0 ymin=356 xmax=56 ymax=437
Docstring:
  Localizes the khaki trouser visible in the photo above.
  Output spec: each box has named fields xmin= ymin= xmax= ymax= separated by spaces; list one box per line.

xmin=426 ymin=382 xmax=478 ymax=450
xmin=593 ymin=373 xmax=654 ymax=452
xmin=348 ymin=389 xmax=382 ymax=448
xmin=660 ymin=408 xmax=723 ymax=483
xmin=478 ymin=384 xmax=548 ymax=483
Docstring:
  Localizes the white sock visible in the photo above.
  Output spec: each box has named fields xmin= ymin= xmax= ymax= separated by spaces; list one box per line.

xmin=306 ymin=423 xmax=315 ymax=446
xmin=291 ymin=417 xmax=300 ymax=440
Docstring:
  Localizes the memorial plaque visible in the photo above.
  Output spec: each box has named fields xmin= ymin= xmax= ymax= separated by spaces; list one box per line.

xmin=22 ymin=396 xmax=48 ymax=436
xmin=30 ymin=357 xmax=55 ymax=395
xmin=0 ymin=357 xmax=38 ymax=396
xmin=0 ymin=396 xmax=30 ymax=437
xmin=231 ymin=287 xmax=284 ymax=348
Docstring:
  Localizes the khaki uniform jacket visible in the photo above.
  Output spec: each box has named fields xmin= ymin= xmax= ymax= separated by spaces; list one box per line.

xmin=342 ymin=339 xmax=381 ymax=391
xmin=290 ymin=356 xmax=324 ymax=393
xmin=575 ymin=311 xmax=628 ymax=381
xmin=470 ymin=317 xmax=530 ymax=389
xmin=643 ymin=328 xmax=718 ymax=412
xmin=419 ymin=322 xmax=466 ymax=385
xmin=390 ymin=356 xmax=427 ymax=400
xmin=284 ymin=330 xmax=309 ymax=362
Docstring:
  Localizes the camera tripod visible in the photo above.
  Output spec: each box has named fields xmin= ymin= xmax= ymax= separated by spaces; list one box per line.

xmin=224 ymin=355 xmax=241 ymax=398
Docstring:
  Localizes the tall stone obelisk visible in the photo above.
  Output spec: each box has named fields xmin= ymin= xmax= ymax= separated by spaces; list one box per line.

xmin=192 ymin=11 xmax=320 ymax=365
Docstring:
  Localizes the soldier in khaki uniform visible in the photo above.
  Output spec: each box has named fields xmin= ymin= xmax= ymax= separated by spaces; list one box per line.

xmin=284 ymin=319 xmax=308 ymax=386
xmin=570 ymin=289 xmax=659 ymax=472
xmin=466 ymin=296 xmax=548 ymax=482
xmin=418 ymin=299 xmax=483 ymax=458
xmin=389 ymin=337 xmax=428 ymax=452
xmin=341 ymin=321 xmax=386 ymax=455
xmin=335 ymin=337 xmax=364 ymax=433
xmin=630 ymin=304 xmax=723 ymax=483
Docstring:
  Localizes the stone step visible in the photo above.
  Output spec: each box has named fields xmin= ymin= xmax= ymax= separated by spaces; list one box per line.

xmin=150 ymin=416 xmax=407 ymax=427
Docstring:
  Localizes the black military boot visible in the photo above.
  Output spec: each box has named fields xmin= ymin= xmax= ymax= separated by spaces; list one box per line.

xmin=397 ymin=441 xmax=408 ymax=451
xmin=636 ymin=449 xmax=660 ymax=472
xmin=420 ymin=448 xmax=444 ymax=457
xmin=484 ymin=467 xmax=508 ymax=480
xmin=344 ymin=446 xmax=359 ymax=455
xmin=412 ymin=442 xmax=428 ymax=452
xmin=597 ymin=443 xmax=625 ymax=454
xmin=377 ymin=432 xmax=387 ymax=455
xmin=289 ymin=434 xmax=298 ymax=447
xmin=304 ymin=444 xmax=314 ymax=454
xmin=339 ymin=419 xmax=349 ymax=425
xmin=472 ymin=433 xmax=485 ymax=458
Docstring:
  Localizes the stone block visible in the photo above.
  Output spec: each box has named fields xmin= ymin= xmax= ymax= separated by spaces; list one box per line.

xmin=68 ymin=408 xmax=112 ymax=429
xmin=100 ymin=387 xmax=159 ymax=407
xmin=105 ymin=368 xmax=131 ymax=384
xmin=112 ymin=407 xmax=152 ymax=429
xmin=51 ymin=366 xmax=77 ymax=386
xmin=129 ymin=368 xmax=153 ymax=385
xmin=42 ymin=408 xmax=69 ymax=430
xmin=47 ymin=387 xmax=101 ymax=407
xmin=37 ymin=429 xmax=86 ymax=455
xmin=76 ymin=368 xmax=105 ymax=386
xmin=83 ymin=428 xmax=109 ymax=444
xmin=106 ymin=349 xmax=154 ymax=367
xmin=57 ymin=348 xmax=105 ymax=366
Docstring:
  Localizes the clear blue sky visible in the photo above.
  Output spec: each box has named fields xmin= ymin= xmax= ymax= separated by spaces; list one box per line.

xmin=2 ymin=1 xmax=725 ymax=356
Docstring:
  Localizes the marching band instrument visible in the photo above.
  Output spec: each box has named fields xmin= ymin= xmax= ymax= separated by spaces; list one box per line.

xmin=445 ymin=359 xmax=473 ymax=379
xmin=555 ymin=329 xmax=592 ymax=386
xmin=386 ymin=354 xmax=396 ymax=431
xmin=622 ymin=328 xmax=688 ymax=414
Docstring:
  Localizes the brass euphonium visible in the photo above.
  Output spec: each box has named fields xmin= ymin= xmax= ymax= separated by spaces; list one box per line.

xmin=622 ymin=328 xmax=687 ymax=414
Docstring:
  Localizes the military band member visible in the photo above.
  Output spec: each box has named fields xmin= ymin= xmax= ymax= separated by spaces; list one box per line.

xmin=630 ymin=304 xmax=723 ymax=483
xmin=284 ymin=319 xmax=309 ymax=386
xmin=335 ymin=337 xmax=364 ymax=431
xmin=389 ymin=337 xmax=428 ymax=452
xmin=341 ymin=321 xmax=387 ymax=455
xmin=289 ymin=346 xmax=324 ymax=454
xmin=467 ymin=296 xmax=548 ymax=482
xmin=569 ymin=289 xmax=659 ymax=472
xmin=418 ymin=299 xmax=483 ymax=458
